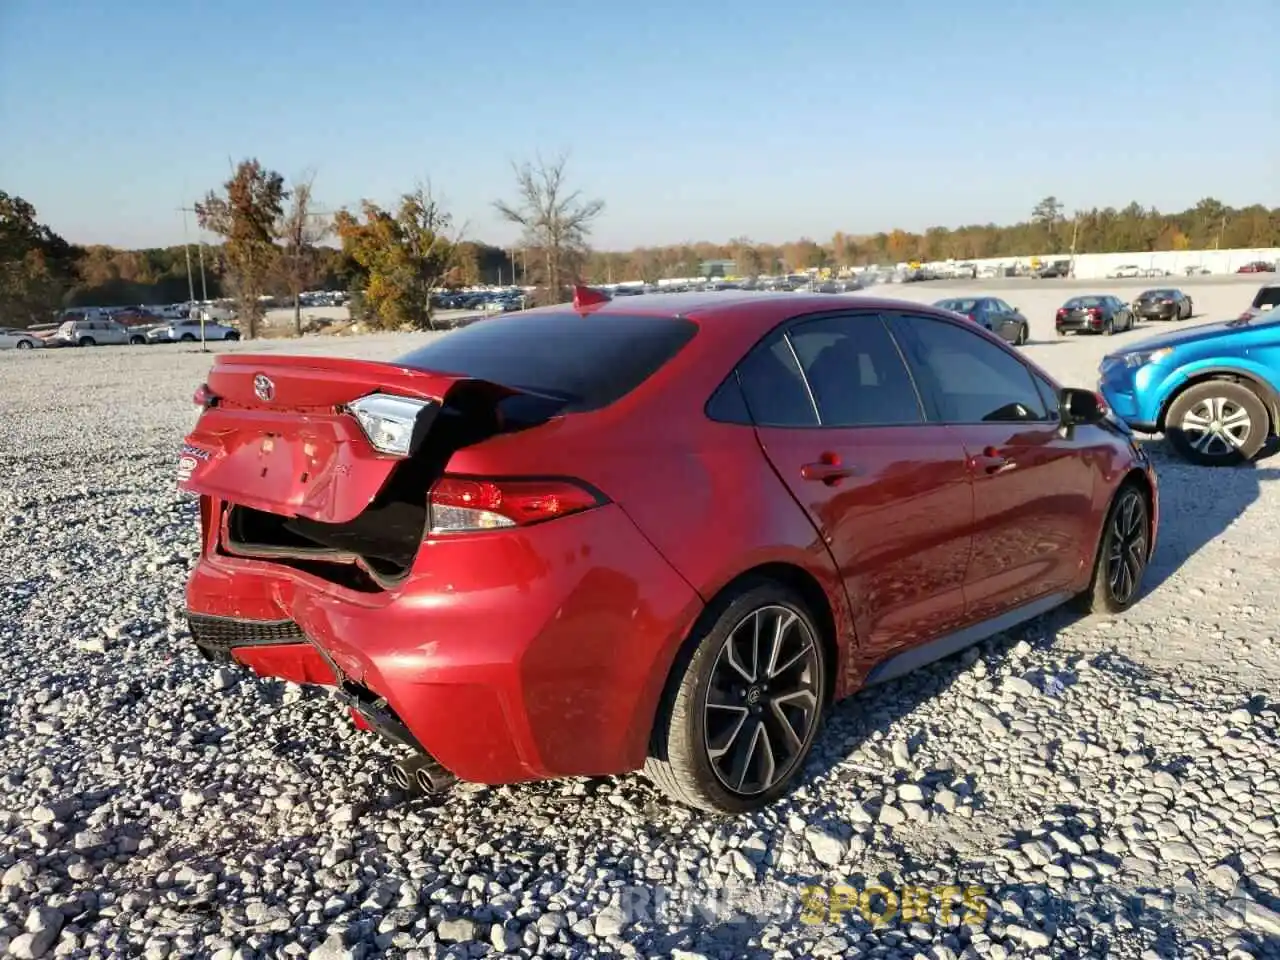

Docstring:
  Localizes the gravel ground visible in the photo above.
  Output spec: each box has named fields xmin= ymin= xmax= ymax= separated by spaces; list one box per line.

xmin=1 ymin=279 xmax=1278 ymax=960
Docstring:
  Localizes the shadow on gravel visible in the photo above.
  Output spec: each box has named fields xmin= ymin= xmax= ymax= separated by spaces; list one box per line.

xmin=1137 ymin=442 xmax=1280 ymax=592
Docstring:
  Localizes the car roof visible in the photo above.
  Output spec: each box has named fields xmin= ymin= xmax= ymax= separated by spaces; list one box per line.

xmin=536 ymin=290 xmax=957 ymax=331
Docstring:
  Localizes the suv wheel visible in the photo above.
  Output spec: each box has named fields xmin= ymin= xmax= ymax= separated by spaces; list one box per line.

xmin=1074 ymin=482 xmax=1151 ymax=615
xmin=645 ymin=581 xmax=828 ymax=814
xmin=1165 ymin=380 xmax=1269 ymax=466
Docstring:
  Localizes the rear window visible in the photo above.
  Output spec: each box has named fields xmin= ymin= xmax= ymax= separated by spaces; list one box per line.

xmin=1065 ymin=297 xmax=1103 ymax=308
xmin=937 ymin=299 xmax=979 ymax=313
xmin=395 ymin=312 xmax=698 ymax=413
xmin=1253 ymin=287 xmax=1280 ymax=311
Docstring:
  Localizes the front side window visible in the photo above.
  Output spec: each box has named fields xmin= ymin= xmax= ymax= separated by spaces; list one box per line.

xmin=889 ymin=314 xmax=1049 ymax=423
xmin=786 ymin=314 xmax=923 ymax=427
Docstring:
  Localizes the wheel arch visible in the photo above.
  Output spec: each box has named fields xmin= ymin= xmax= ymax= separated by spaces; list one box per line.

xmin=1156 ymin=368 xmax=1280 ymax=436
xmin=647 ymin=560 xmax=841 ymax=751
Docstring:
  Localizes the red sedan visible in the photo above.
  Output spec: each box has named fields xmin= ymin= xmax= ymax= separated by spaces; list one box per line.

xmin=178 ymin=289 xmax=1159 ymax=813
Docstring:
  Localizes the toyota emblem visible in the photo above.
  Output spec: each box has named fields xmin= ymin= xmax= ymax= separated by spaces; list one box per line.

xmin=253 ymin=374 xmax=275 ymax=402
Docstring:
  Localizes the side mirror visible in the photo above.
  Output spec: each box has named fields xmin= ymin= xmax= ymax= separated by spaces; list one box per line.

xmin=1059 ymin=387 xmax=1107 ymax=427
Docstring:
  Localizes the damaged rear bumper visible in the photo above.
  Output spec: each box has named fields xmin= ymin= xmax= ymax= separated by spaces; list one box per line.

xmin=183 ymin=502 xmax=703 ymax=785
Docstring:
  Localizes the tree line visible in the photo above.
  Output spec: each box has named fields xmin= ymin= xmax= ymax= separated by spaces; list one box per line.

xmin=3 ymin=167 xmax=1278 ymax=336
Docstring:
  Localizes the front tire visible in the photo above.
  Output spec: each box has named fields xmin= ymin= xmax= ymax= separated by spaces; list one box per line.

xmin=129 ymin=335 xmax=145 ymax=345
xmin=1165 ymin=380 xmax=1269 ymax=466
xmin=1015 ymin=323 xmax=1029 ymax=346
xmin=645 ymin=581 xmax=828 ymax=814
xmin=224 ymin=331 xmax=240 ymax=341
xmin=15 ymin=340 xmax=32 ymax=350
xmin=180 ymin=333 xmax=197 ymax=342
xmin=1074 ymin=482 xmax=1152 ymax=615
xmin=78 ymin=336 xmax=95 ymax=347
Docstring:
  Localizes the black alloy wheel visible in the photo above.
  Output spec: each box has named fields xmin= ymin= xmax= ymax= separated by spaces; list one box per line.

xmin=703 ymin=604 xmax=822 ymax=797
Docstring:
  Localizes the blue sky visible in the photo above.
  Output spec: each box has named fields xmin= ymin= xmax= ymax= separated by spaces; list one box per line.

xmin=1 ymin=0 xmax=1275 ymax=250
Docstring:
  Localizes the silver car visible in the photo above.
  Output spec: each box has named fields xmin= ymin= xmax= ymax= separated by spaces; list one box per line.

xmin=146 ymin=319 xmax=241 ymax=343
xmin=53 ymin=318 xmax=138 ymax=346
xmin=0 ymin=327 xmax=45 ymax=350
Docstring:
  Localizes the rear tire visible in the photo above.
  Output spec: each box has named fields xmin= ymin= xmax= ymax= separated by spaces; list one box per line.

xmin=1183 ymin=299 xmax=1192 ymax=320
xmin=15 ymin=340 xmax=32 ymax=350
xmin=1164 ymin=380 xmax=1269 ymax=466
xmin=1073 ymin=482 xmax=1152 ymax=615
xmin=129 ymin=335 xmax=145 ymax=345
xmin=1016 ymin=323 xmax=1028 ymax=346
xmin=180 ymin=333 xmax=196 ymax=342
xmin=645 ymin=580 xmax=829 ymax=814
xmin=224 ymin=331 xmax=240 ymax=341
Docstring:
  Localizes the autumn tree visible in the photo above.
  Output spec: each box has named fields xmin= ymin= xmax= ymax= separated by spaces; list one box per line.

xmin=0 ymin=192 xmax=79 ymax=324
xmin=334 ymin=186 xmax=465 ymax=331
xmin=494 ymin=154 xmax=604 ymax=304
xmin=276 ymin=171 xmax=332 ymax=336
xmin=195 ymin=159 xmax=287 ymax=338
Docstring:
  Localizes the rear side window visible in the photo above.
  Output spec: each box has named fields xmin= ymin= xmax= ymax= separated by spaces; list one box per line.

xmin=787 ymin=314 xmax=923 ymax=426
xmin=396 ymin=312 xmax=697 ymax=413
xmin=735 ymin=332 xmax=818 ymax=427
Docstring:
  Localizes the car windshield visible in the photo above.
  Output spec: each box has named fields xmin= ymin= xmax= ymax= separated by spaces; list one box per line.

xmin=395 ymin=311 xmax=699 ymax=413
xmin=1252 ymin=287 xmax=1280 ymax=310
xmin=1066 ymin=297 xmax=1104 ymax=308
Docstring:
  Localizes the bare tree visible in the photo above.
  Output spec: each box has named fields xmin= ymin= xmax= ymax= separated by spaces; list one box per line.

xmin=494 ymin=154 xmax=604 ymax=304
xmin=277 ymin=171 xmax=332 ymax=336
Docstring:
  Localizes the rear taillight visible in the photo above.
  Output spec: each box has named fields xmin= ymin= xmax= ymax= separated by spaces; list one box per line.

xmin=1088 ymin=308 xmax=1101 ymax=316
xmin=427 ymin=476 xmax=607 ymax=534
xmin=193 ymin=383 xmax=217 ymax=408
xmin=1056 ymin=308 xmax=1067 ymax=317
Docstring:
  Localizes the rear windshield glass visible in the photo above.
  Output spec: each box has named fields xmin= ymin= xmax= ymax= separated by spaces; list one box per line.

xmin=937 ymin=299 xmax=979 ymax=312
xmin=1253 ymin=287 xmax=1280 ymax=310
xmin=396 ymin=312 xmax=698 ymax=413
xmin=1065 ymin=297 xmax=1103 ymax=308
xmin=1140 ymin=290 xmax=1173 ymax=299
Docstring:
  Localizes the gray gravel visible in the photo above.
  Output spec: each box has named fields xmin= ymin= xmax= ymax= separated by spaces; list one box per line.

xmin=1 ymin=281 xmax=1279 ymax=959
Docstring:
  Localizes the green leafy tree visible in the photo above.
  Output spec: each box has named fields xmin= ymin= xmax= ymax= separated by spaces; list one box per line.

xmin=195 ymin=159 xmax=287 ymax=338
xmin=335 ymin=185 xmax=465 ymax=331
xmin=0 ymin=191 xmax=79 ymax=324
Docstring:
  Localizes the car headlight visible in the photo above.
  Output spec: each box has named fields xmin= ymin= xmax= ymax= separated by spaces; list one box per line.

xmin=1120 ymin=346 xmax=1174 ymax=368
xmin=347 ymin=394 xmax=434 ymax=457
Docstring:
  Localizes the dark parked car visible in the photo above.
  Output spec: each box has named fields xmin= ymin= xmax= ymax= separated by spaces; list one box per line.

xmin=177 ymin=289 xmax=1158 ymax=814
xmin=934 ymin=297 xmax=1030 ymax=345
xmin=1032 ymin=259 xmax=1071 ymax=279
xmin=1132 ymin=288 xmax=1193 ymax=322
xmin=1056 ymin=295 xmax=1135 ymax=336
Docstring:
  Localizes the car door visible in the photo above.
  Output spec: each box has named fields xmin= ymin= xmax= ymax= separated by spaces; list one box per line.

xmin=886 ymin=312 xmax=1095 ymax=622
xmin=738 ymin=312 xmax=975 ymax=667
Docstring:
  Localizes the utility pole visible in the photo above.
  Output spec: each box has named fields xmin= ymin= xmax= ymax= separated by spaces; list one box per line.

xmin=179 ymin=206 xmax=207 ymax=353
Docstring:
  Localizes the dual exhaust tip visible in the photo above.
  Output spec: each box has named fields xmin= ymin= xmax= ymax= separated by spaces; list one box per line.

xmin=390 ymin=753 xmax=457 ymax=795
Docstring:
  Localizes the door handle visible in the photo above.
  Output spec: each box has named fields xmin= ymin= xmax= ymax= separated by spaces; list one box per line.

xmin=970 ymin=446 xmax=1012 ymax=474
xmin=800 ymin=452 xmax=857 ymax=485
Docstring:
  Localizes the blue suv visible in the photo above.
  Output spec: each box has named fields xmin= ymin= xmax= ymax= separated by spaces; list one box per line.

xmin=1098 ymin=306 xmax=1280 ymax=466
